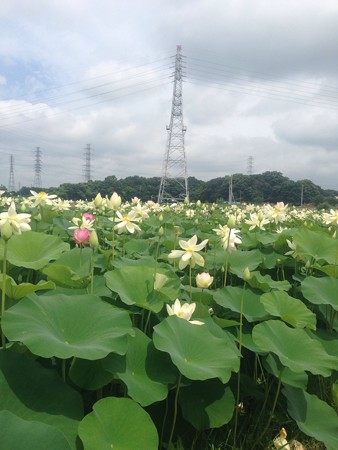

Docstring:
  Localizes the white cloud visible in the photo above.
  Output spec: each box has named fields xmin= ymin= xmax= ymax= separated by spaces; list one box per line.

xmin=0 ymin=0 xmax=337 ymax=191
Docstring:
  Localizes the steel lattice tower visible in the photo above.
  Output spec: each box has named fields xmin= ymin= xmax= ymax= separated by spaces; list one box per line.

xmin=8 ymin=155 xmax=15 ymax=192
xmin=158 ymin=45 xmax=189 ymax=203
xmin=33 ymin=147 xmax=42 ymax=188
xmin=247 ymin=155 xmax=254 ymax=175
xmin=83 ymin=144 xmax=92 ymax=182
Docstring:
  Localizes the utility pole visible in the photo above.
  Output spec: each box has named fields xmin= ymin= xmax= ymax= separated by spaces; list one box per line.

xmin=228 ymin=175 xmax=233 ymax=204
xmin=84 ymin=144 xmax=92 ymax=182
xmin=300 ymin=183 xmax=304 ymax=206
xmin=8 ymin=155 xmax=15 ymax=192
xmin=158 ymin=45 xmax=189 ymax=203
xmin=33 ymin=147 xmax=42 ymax=188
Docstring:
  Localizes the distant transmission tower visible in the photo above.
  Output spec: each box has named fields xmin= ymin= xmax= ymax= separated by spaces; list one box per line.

xmin=8 ymin=155 xmax=15 ymax=192
xmin=33 ymin=147 xmax=42 ymax=188
xmin=247 ymin=155 xmax=254 ymax=175
xmin=83 ymin=144 xmax=92 ymax=182
xmin=158 ymin=45 xmax=189 ymax=203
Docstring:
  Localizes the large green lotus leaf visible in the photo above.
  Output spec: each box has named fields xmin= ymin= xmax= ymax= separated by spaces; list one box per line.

xmin=256 ymin=231 xmax=282 ymax=245
xmin=227 ymin=250 xmax=262 ymax=277
xmin=260 ymin=291 xmax=316 ymax=329
xmin=0 ymin=410 xmax=72 ymax=450
xmin=105 ymin=265 xmax=180 ymax=313
xmin=47 ymin=247 xmax=92 ymax=275
xmin=246 ymin=271 xmax=291 ymax=292
xmin=0 ymin=274 xmax=55 ymax=300
xmin=124 ymin=238 xmax=150 ymax=256
xmin=0 ymin=350 xmax=83 ymax=450
xmin=293 ymin=228 xmax=337 ymax=264
xmin=43 ymin=264 xmax=90 ymax=289
xmin=153 ymin=315 xmax=239 ymax=383
xmin=78 ymin=397 xmax=158 ymax=450
xmin=103 ymin=328 xmax=175 ymax=406
xmin=301 ymin=276 xmax=338 ymax=311
xmin=69 ymin=358 xmax=114 ymax=391
xmin=43 ymin=247 xmax=92 ymax=288
xmin=262 ymin=354 xmax=308 ymax=389
xmin=213 ymin=286 xmax=268 ymax=322
xmin=2 ymin=294 xmax=134 ymax=359
xmin=1 ymin=231 xmax=69 ymax=269
xmin=283 ymin=386 xmax=338 ymax=450
xmin=252 ymin=320 xmax=337 ymax=376
xmin=179 ymin=379 xmax=235 ymax=430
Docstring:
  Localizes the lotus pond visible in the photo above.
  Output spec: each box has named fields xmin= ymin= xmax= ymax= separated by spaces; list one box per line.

xmin=0 ymin=193 xmax=337 ymax=450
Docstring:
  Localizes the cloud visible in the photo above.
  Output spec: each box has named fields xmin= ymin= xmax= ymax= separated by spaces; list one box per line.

xmin=0 ymin=0 xmax=337 ymax=192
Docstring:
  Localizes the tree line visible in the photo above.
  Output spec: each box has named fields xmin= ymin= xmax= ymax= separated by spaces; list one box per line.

xmin=17 ymin=171 xmax=337 ymax=207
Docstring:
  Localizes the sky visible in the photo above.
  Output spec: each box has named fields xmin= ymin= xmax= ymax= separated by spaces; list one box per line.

xmin=0 ymin=0 xmax=338 ymax=192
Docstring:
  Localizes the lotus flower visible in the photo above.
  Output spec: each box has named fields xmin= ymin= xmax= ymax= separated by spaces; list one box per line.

xmin=166 ymin=299 xmax=204 ymax=325
xmin=168 ymin=234 xmax=208 ymax=270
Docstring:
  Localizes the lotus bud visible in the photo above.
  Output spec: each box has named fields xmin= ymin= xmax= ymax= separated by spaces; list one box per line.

xmin=73 ymin=228 xmax=90 ymax=245
xmin=21 ymin=204 xmax=26 ymax=212
xmin=227 ymin=215 xmax=237 ymax=228
xmin=243 ymin=267 xmax=251 ymax=281
xmin=89 ymin=230 xmax=99 ymax=250
xmin=94 ymin=193 xmax=103 ymax=208
xmin=158 ymin=226 xmax=164 ymax=236
xmin=196 ymin=200 xmax=201 ymax=207
xmin=158 ymin=213 xmax=163 ymax=222
xmin=196 ymin=272 xmax=214 ymax=289
xmin=109 ymin=192 xmax=122 ymax=210
xmin=35 ymin=213 xmax=42 ymax=222
xmin=184 ymin=197 xmax=189 ymax=204
xmin=1 ymin=220 xmax=13 ymax=241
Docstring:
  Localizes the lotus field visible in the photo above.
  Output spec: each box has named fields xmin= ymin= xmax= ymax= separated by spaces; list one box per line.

xmin=0 ymin=191 xmax=337 ymax=450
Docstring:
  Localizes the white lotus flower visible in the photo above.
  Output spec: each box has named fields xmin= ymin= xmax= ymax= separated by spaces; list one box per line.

xmin=166 ymin=299 xmax=204 ymax=325
xmin=29 ymin=190 xmax=57 ymax=206
xmin=213 ymin=224 xmax=242 ymax=252
xmin=322 ymin=209 xmax=338 ymax=226
xmin=168 ymin=234 xmax=208 ymax=270
xmin=0 ymin=202 xmax=31 ymax=237
xmin=112 ymin=210 xmax=141 ymax=234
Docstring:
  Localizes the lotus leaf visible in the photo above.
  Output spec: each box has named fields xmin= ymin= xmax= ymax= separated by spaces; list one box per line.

xmin=2 ymin=293 xmax=134 ymax=359
xmin=78 ymin=397 xmax=158 ymax=450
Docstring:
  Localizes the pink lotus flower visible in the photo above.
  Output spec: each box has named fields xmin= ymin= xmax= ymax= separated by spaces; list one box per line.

xmin=73 ymin=228 xmax=90 ymax=245
xmin=83 ymin=213 xmax=94 ymax=222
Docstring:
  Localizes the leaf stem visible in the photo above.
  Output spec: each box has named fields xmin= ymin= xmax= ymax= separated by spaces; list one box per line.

xmin=168 ymin=372 xmax=182 ymax=449
xmin=1 ymin=240 xmax=8 ymax=349
xmin=252 ymin=370 xmax=283 ymax=450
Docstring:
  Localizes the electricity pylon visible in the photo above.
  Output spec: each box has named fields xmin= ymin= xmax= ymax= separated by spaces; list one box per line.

xmin=8 ymin=155 xmax=15 ymax=192
xmin=83 ymin=144 xmax=92 ymax=182
xmin=158 ymin=45 xmax=189 ymax=203
xmin=33 ymin=147 xmax=42 ymax=188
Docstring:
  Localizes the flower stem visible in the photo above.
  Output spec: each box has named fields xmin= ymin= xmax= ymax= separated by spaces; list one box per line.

xmin=61 ymin=359 xmax=66 ymax=383
xmin=111 ymin=214 xmax=116 ymax=262
xmin=189 ymin=264 xmax=192 ymax=299
xmin=90 ymin=250 xmax=95 ymax=295
xmin=252 ymin=370 xmax=283 ymax=450
xmin=233 ymin=281 xmax=246 ymax=447
xmin=1 ymin=240 xmax=8 ymax=349
xmin=167 ymin=372 xmax=182 ymax=449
